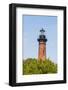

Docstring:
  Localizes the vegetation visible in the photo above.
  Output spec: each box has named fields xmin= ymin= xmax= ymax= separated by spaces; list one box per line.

xmin=23 ymin=58 xmax=57 ymax=75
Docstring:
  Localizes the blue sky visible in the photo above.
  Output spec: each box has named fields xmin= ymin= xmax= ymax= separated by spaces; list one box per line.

xmin=22 ymin=15 xmax=57 ymax=63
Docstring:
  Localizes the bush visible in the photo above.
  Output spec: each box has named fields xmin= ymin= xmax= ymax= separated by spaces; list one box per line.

xmin=23 ymin=58 xmax=57 ymax=75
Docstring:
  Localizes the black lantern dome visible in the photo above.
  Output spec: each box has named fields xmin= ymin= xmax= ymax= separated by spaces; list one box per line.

xmin=38 ymin=28 xmax=47 ymax=42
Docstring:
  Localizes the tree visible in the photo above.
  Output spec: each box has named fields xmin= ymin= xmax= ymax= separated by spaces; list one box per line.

xmin=23 ymin=58 xmax=57 ymax=75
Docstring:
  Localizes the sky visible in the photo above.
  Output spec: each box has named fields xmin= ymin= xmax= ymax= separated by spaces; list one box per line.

xmin=22 ymin=15 xmax=57 ymax=63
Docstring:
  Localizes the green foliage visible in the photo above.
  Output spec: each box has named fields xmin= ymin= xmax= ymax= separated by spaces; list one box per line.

xmin=23 ymin=58 xmax=57 ymax=75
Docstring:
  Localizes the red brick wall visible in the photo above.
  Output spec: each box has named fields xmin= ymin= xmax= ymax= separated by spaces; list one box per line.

xmin=38 ymin=41 xmax=46 ymax=61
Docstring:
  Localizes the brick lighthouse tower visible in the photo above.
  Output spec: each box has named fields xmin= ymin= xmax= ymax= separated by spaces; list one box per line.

xmin=37 ymin=28 xmax=47 ymax=61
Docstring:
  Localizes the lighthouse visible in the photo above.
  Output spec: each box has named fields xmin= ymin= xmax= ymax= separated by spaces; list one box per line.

xmin=37 ymin=28 xmax=47 ymax=61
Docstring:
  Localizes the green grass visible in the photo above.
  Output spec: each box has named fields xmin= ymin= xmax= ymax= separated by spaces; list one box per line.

xmin=23 ymin=58 xmax=57 ymax=75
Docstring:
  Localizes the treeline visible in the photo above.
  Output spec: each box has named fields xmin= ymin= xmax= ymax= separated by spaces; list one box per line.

xmin=23 ymin=58 xmax=57 ymax=75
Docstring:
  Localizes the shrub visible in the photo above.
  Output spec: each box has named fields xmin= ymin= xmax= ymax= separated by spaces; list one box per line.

xmin=23 ymin=58 xmax=57 ymax=75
